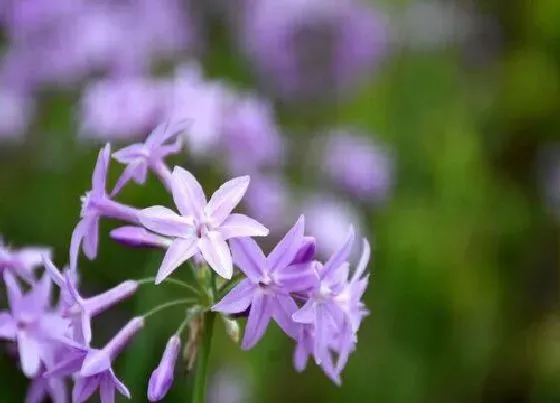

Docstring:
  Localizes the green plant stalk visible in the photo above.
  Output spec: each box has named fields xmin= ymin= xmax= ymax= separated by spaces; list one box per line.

xmin=192 ymin=310 xmax=216 ymax=403
xmin=192 ymin=269 xmax=219 ymax=403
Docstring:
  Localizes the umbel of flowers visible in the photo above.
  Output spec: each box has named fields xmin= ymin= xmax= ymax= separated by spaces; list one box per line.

xmin=0 ymin=118 xmax=371 ymax=403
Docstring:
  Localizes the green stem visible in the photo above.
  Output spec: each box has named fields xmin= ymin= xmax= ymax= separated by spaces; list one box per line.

xmin=137 ymin=277 xmax=201 ymax=295
xmin=142 ymin=298 xmax=195 ymax=319
xmin=192 ymin=311 xmax=216 ymax=403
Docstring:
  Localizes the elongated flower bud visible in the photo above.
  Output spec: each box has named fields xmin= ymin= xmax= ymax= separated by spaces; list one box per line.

xmin=221 ymin=316 xmax=240 ymax=344
xmin=110 ymin=226 xmax=171 ymax=249
xmin=148 ymin=335 xmax=181 ymax=401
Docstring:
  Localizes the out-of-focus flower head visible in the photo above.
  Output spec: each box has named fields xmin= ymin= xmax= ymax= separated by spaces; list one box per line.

xmin=244 ymin=174 xmax=295 ymax=233
xmin=167 ymin=64 xmax=234 ymax=157
xmin=0 ymin=88 xmax=34 ymax=141
xmin=79 ymin=78 xmax=167 ymax=142
xmin=301 ymin=194 xmax=362 ymax=258
xmin=222 ymin=93 xmax=285 ymax=174
xmin=241 ymin=0 xmax=389 ymax=100
xmin=321 ymin=129 xmax=393 ymax=201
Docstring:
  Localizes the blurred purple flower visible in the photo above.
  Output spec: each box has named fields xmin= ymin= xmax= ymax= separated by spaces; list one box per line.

xmin=302 ymin=195 xmax=362 ymax=257
xmin=212 ymin=216 xmax=318 ymax=349
xmin=222 ymin=93 xmax=284 ymax=174
xmin=80 ymin=78 xmax=166 ymax=142
xmin=111 ymin=118 xmax=189 ymax=195
xmin=43 ymin=257 xmax=138 ymax=345
xmin=167 ymin=64 xmax=232 ymax=157
xmin=0 ymin=239 xmax=51 ymax=282
xmin=244 ymin=174 xmax=294 ymax=233
xmin=147 ymin=334 xmax=181 ymax=401
xmin=321 ymin=130 xmax=393 ymax=201
xmin=241 ymin=0 xmax=389 ymax=100
xmin=0 ymin=272 xmax=69 ymax=378
xmin=70 ymin=145 xmax=141 ymax=271
xmin=0 ymin=88 xmax=34 ymax=140
xmin=141 ymin=167 xmax=268 ymax=281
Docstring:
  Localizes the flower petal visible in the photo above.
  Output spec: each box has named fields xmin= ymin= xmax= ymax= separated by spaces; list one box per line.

xmin=229 ymin=238 xmax=266 ymax=281
xmin=110 ymin=226 xmax=171 ymax=249
xmin=110 ymin=370 xmax=131 ymax=398
xmin=292 ymin=299 xmax=316 ymax=324
xmin=72 ymin=377 xmax=99 ymax=403
xmin=206 ymin=176 xmax=250 ymax=224
xmin=171 ymin=167 xmax=206 ymax=217
xmin=212 ymin=279 xmax=255 ymax=314
xmin=321 ymin=226 xmax=354 ymax=283
xmin=42 ymin=256 xmax=65 ymax=288
xmin=271 ymin=295 xmax=298 ymax=339
xmin=112 ymin=144 xmax=144 ymax=163
xmin=111 ymin=161 xmax=147 ymax=196
xmin=275 ymin=263 xmax=318 ymax=293
xmin=92 ymin=144 xmax=110 ymax=196
xmin=155 ymin=238 xmax=198 ymax=284
xmin=82 ymin=216 xmax=99 ymax=261
xmin=352 ymin=238 xmax=371 ymax=283
xmin=100 ymin=375 xmax=116 ymax=403
xmin=3 ymin=271 xmax=22 ymax=312
xmin=241 ymin=293 xmax=272 ymax=350
xmin=267 ymin=215 xmax=305 ymax=272
xmin=140 ymin=206 xmax=193 ymax=238
xmin=70 ymin=218 xmax=87 ymax=272
xmin=219 ymin=214 xmax=269 ymax=240
xmin=17 ymin=331 xmax=42 ymax=378
xmin=199 ymin=232 xmax=233 ymax=279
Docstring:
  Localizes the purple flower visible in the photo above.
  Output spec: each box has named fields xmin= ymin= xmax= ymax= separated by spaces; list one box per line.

xmin=70 ymin=144 xmax=141 ymax=270
xmin=241 ymin=0 xmax=389 ymax=100
xmin=0 ymin=239 xmax=51 ymax=282
xmin=321 ymin=130 xmax=393 ymax=200
xmin=111 ymin=118 xmax=189 ymax=195
xmin=147 ymin=334 xmax=181 ymax=401
xmin=140 ymin=167 xmax=268 ymax=282
xmin=166 ymin=64 xmax=232 ymax=157
xmin=110 ymin=226 xmax=172 ymax=249
xmin=47 ymin=317 xmax=144 ymax=403
xmin=0 ymin=272 xmax=69 ymax=377
xmin=80 ymin=78 xmax=166 ymax=142
xmin=302 ymin=195 xmax=362 ymax=257
xmin=222 ymin=94 xmax=284 ymax=174
xmin=43 ymin=256 xmax=138 ymax=345
xmin=292 ymin=228 xmax=371 ymax=381
xmin=212 ymin=216 xmax=317 ymax=349
xmin=0 ymin=88 xmax=34 ymax=140
xmin=244 ymin=174 xmax=294 ymax=233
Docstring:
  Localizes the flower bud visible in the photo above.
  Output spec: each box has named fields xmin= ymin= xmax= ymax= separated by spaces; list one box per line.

xmin=221 ymin=316 xmax=240 ymax=344
xmin=148 ymin=335 xmax=181 ymax=401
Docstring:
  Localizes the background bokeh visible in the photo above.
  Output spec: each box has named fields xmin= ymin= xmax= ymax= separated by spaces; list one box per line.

xmin=1 ymin=0 xmax=560 ymax=402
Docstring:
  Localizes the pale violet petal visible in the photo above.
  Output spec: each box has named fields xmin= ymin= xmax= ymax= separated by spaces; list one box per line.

xmin=219 ymin=214 xmax=268 ymax=240
xmin=171 ymin=167 xmax=206 ymax=217
xmin=241 ymin=293 xmax=271 ymax=350
xmin=140 ymin=206 xmax=193 ymax=238
xmin=199 ymin=232 xmax=233 ymax=279
xmin=267 ymin=215 xmax=305 ymax=272
xmin=212 ymin=279 xmax=255 ymax=314
xmin=155 ymin=238 xmax=198 ymax=284
xmin=229 ymin=238 xmax=266 ymax=281
xmin=206 ymin=176 xmax=250 ymax=224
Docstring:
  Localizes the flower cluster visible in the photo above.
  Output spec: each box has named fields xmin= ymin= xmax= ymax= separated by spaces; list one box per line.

xmin=0 ymin=115 xmax=372 ymax=401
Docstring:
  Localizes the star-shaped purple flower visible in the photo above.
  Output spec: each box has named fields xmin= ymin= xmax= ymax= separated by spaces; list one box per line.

xmin=111 ymin=118 xmax=190 ymax=195
xmin=292 ymin=227 xmax=370 ymax=380
xmin=212 ymin=216 xmax=318 ymax=349
xmin=46 ymin=317 xmax=144 ymax=403
xmin=43 ymin=257 xmax=138 ymax=345
xmin=140 ymin=166 xmax=268 ymax=282
xmin=70 ymin=144 xmax=141 ymax=270
xmin=0 ymin=272 xmax=69 ymax=378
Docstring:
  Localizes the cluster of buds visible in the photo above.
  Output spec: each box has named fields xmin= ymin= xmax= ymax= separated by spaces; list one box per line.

xmin=0 ymin=116 xmax=371 ymax=402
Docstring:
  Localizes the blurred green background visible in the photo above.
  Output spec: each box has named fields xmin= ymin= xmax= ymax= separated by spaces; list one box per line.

xmin=1 ymin=0 xmax=560 ymax=402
